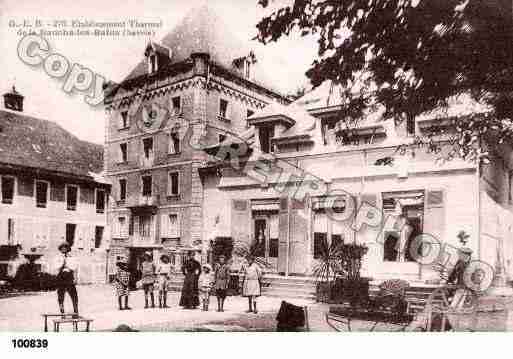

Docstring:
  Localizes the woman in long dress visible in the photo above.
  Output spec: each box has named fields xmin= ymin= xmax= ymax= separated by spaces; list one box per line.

xmin=179 ymin=251 xmax=201 ymax=309
xmin=242 ymin=255 xmax=262 ymax=314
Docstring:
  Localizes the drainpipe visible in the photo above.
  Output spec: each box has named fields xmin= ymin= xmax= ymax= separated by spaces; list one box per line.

xmin=285 ymin=198 xmax=291 ymax=277
xmin=105 ymin=248 xmax=110 ymax=283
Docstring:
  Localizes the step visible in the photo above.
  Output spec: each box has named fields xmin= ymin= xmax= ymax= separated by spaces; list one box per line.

xmin=262 ymin=290 xmax=316 ymax=300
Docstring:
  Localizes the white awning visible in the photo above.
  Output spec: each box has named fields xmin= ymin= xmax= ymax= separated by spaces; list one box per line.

xmin=251 ymin=203 xmax=280 ymax=211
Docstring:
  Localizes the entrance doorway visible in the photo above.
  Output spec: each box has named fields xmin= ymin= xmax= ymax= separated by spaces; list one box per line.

xmin=252 ymin=214 xmax=279 ymax=272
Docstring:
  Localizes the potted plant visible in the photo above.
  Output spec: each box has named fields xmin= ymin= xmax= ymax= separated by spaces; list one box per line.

xmin=338 ymin=243 xmax=369 ymax=306
xmin=313 ymin=240 xmax=343 ymax=303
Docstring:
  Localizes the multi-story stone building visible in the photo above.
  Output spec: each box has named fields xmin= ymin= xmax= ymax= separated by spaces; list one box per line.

xmin=103 ymin=6 xmax=288 ymax=276
xmin=0 ymin=87 xmax=111 ymax=284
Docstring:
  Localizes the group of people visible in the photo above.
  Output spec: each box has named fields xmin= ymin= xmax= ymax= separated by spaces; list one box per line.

xmin=113 ymin=250 xmax=263 ymax=313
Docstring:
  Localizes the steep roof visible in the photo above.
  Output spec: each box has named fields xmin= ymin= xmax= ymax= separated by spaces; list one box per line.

xmin=0 ymin=109 xmax=104 ymax=180
xmin=121 ymin=5 xmax=283 ymax=97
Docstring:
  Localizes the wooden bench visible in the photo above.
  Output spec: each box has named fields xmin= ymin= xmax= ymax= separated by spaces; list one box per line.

xmin=53 ymin=317 xmax=93 ymax=332
xmin=42 ymin=313 xmax=76 ymax=332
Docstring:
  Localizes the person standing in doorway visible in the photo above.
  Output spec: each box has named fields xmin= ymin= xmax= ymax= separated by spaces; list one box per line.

xmin=141 ymin=252 xmax=156 ymax=309
xmin=53 ymin=242 xmax=79 ymax=317
xmin=242 ymin=255 xmax=262 ymax=314
xmin=157 ymin=254 xmax=172 ymax=308
xmin=179 ymin=251 xmax=201 ymax=309
xmin=114 ymin=260 xmax=131 ymax=310
xmin=213 ymin=254 xmax=230 ymax=312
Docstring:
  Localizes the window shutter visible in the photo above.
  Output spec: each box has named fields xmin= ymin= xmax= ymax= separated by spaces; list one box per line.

xmin=0 ymin=218 xmax=6 ymax=245
xmin=231 ymin=199 xmax=250 ymax=244
xmin=424 ymin=189 xmax=445 ymax=240
xmin=278 ymin=197 xmax=289 ymax=273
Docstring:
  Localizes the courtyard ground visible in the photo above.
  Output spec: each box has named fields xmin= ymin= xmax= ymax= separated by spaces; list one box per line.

xmin=0 ymin=284 xmax=331 ymax=332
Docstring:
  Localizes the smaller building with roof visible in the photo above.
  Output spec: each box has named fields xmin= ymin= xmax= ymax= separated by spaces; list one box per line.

xmin=0 ymin=87 xmax=111 ymax=284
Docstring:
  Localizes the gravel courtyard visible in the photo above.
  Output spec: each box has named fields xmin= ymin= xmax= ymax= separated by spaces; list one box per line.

xmin=0 ymin=285 xmax=329 ymax=332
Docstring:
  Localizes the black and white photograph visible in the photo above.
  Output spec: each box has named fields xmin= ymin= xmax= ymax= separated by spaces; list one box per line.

xmin=1 ymin=0 xmax=513 ymax=349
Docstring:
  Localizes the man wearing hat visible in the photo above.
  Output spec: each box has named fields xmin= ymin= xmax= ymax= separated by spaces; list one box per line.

xmin=448 ymin=246 xmax=473 ymax=308
xmin=53 ymin=242 xmax=79 ymax=316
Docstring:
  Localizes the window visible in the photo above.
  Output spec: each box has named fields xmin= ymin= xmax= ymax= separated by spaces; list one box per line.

xmin=35 ymin=180 xmax=49 ymax=208
xmin=259 ymin=126 xmax=275 ymax=153
xmin=142 ymin=175 xmax=152 ymax=197
xmin=139 ymin=215 xmax=153 ymax=237
xmin=219 ymin=99 xmax=228 ymax=119
xmin=162 ymin=213 xmax=180 ymax=238
xmin=245 ymin=60 xmax=251 ymax=78
xmin=119 ymin=179 xmax=127 ymax=202
xmin=406 ymin=115 xmax=415 ymax=136
xmin=149 ymin=54 xmax=157 ymax=73
xmin=269 ymin=238 xmax=279 ymax=258
xmin=94 ymin=226 xmax=104 ymax=248
xmin=509 ymin=171 xmax=513 ymax=203
xmin=143 ymin=137 xmax=153 ymax=159
xmin=114 ymin=216 xmax=128 ymax=238
xmin=168 ymin=172 xmax=179 ymax=196
xmin=96 ymin=189 xmax=106 ymax=213
xmin=313 ymin=233 xmax=328 ymax=259
xmin=169 ymin=131 xmax=180 ymax=154
xmin=7 ymin=218 xmax=15 ymax=245
xmin=382 ymin=190 xmax=425 ymax=262
xmin=171 ymin=96 xmax=181 ymax=115
xmin=218 ymin=134 xmax=226 ymax=143
xmin=384 ymin=232 xmax=400 ymax=261
xmin=120 ymin=143 xmax=128 ymax=163
xmin=66 ymin=185 xmax=78 ymax=211
xmin=1 ymin=176 xmax=15 ymax=204
xmin=120 ymin=111 xmax=129 ymax=129
xmin=65 ymin=223 xmax=76 ymax=247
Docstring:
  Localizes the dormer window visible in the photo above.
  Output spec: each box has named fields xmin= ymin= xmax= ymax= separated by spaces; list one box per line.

xmin=244 ymin=59 xmax=251 ymax=78
xmin=259 ymin=125 xmax=275 ymax=154
xmin=149 ymin=54 xmax=157 ymax=74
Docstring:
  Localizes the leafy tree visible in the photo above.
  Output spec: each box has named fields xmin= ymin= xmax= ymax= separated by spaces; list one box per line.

xmin=255 ymin=0 xmax=513 ymax=162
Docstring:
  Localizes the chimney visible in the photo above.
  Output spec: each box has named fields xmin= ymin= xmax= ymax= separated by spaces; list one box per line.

xmin=3 ymin=86 xmax=24 ymax=112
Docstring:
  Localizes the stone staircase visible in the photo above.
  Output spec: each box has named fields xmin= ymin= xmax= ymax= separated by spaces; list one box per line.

xmin=261 ymin=275 xmax=316 ymax=301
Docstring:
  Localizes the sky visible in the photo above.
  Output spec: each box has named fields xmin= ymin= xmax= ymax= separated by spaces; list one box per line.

xmin=0 ymin=0 xmax=317 ymax=144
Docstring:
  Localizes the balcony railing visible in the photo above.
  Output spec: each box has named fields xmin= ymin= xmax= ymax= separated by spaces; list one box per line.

xmin=126 ymin=195 xmax=159 ymax=208
xmin=130 ymin=234 xmax=158 ymax=247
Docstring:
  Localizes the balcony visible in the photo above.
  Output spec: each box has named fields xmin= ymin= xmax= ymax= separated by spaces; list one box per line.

xmin=129 ymin=234 xmax=160 ymax=248
xmin=141 ymin=156 xmax=155 ymax=168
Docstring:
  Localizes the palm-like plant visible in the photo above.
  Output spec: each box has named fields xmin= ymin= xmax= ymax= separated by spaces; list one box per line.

xmin=312 ymin=240 xmax=344 ymax=284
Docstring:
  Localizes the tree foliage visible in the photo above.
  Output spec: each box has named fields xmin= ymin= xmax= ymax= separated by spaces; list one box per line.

xmin=255 ymin=0 xmax=513 ymax=161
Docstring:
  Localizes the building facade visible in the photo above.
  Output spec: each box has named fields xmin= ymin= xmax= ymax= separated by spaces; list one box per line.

xmin=0 ymin=88 xmax=111 ymax=284
xmin=103 ymin=6 xmax=288 ymax=277
xmin=202 ymin=83 xmax=513 ymax=284
xmin=105 ymin=6 xmax=513 ymax=286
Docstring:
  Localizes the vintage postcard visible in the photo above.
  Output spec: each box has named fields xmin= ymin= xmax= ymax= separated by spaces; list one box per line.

xmin=1 ymin=0 xmax=513 ymax=342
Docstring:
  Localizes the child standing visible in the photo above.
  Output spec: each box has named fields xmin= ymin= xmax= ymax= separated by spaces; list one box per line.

xmin=114 ymin=260 xmax=131 ymax=310
xmin=198 ymin=264 xmax=214 ymax=311
xmin=242 ymin=256 xmax=262 ymax=314
xmin=213 ymin=254 xmax=230 ymax=312
xmin=157 ymin=254 xmax=172 ymax=308
xmin=140 ymin=252 xmax=156 ymax=309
